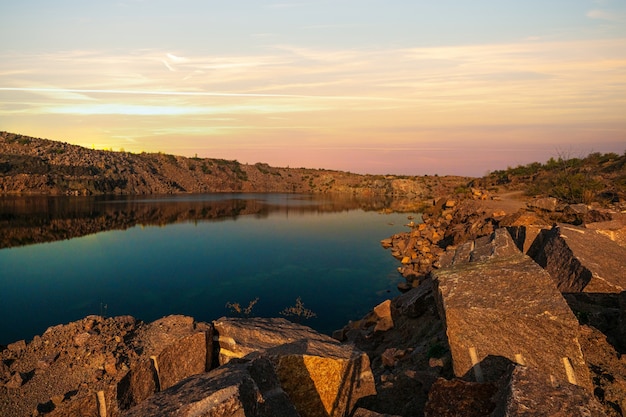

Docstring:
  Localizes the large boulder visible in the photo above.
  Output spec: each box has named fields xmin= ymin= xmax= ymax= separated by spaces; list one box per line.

xmin=213 ymin=317 xmax=339 ymax=366
xmin=499 ymin=210 xmax=551 ymax=254
xmin=116 ymin=316 xmax=212 ymax=409
xmin=528 ymin=197 xmax=558 ymax=212
xmin=122 ymin=358 xmax=300 ymax=417
xmin=529 ymin=224 xmax=626 ymax=293
xmin=499 ymin=365 xmax=607 ymax=416
xmin=432 ymin=229 xmax=592 ymax=391
xmin=213 ymin=317 xmax=376 ymax=417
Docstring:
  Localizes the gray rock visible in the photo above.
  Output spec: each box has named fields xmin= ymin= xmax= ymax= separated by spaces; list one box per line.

xmin=432 ymin=232 xmax=592 ymax=390
xmin=529 ymin=224 xmax=626 ymax=293
xmin=438 ymin=228 xmax=520 ymax=269
xmin=392 ymin=277 xmax=434 ymax=318
xmin=500 ymin=365 xmax=607 ymax=416
xmin=528 ymin=197 xmax=558 ymax=212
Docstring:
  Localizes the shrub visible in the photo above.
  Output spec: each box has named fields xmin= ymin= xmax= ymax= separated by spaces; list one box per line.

xmin=280 ymin=297 xmax=316 ymax=321
xmin=225 ymin=297 xmax=259 ymax=318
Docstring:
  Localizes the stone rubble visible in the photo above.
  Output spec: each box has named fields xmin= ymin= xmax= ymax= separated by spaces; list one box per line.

xmin=3 ymin=184 xmax=626 ymax=415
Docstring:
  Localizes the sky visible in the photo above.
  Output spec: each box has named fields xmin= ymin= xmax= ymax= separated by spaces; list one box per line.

xmin=1 ymin=1 xmax=625 ymax=176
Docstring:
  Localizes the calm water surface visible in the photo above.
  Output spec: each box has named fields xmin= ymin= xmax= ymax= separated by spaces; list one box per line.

xmin=0 ymin=194 xmax=417 ymax=344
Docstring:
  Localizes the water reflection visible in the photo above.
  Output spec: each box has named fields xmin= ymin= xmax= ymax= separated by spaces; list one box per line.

xmin=0 ymin=193 xmax=406 ymax=249
xmin=0 ymin=193 xmax=418 ymax=344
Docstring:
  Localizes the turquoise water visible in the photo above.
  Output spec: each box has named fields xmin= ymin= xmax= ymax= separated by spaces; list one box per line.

xmin=0 ymin=194 xmax=415 ymax=344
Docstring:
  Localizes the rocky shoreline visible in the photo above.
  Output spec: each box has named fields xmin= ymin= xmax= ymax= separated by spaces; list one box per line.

xmin=2 ymin=188 xmax=626 ymax=416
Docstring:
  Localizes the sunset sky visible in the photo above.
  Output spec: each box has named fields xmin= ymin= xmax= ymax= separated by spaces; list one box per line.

xmin=1 ymin=1 xmax=625 ymax=176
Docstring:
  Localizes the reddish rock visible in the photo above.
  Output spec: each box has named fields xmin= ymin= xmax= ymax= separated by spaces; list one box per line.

xmin=373 ymin=300 xmax=394 ymax=332
xmin=586 ymin=219 xmax=626 ymax=248
xmin=578 ymin=325 xmax=626 ymax=415
xmin=392 ymin=277 xmax=435 ymax=318
xmin=4 ymin=372 xmax=23 ymax=389
xmin=0 ymin=315 xmax=212 ymax=417
xmin=423 ymin=378 xmax=497 ymax=417
xmin=214 ymin=317 xmax=376 ymax=417
xmin=353 ymin=408 xmax=401 ymax=417
xmin=213 ymin=317 xmax=336 ymax=366
xmin=6 ymin=340 xmax=26 ymax=354
xmin=122 ymin=358 xmax=300 ymax=417
xmin=500 ymin=210 xmax=551 ymax=253
xmin=501 ymin=365 xmax=607 ymax=416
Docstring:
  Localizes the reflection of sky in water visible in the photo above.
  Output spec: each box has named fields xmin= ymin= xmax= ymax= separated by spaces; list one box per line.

xmin=0 ymin=203 xmax=416 ymax=344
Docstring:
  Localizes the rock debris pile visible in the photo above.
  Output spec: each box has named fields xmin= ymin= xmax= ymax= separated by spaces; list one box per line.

xmin=2 ymin=188 xmax=626 ymax=416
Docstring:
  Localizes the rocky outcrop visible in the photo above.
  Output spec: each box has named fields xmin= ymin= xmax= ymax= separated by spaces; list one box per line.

xmin=1 ymin=316 xmax=376 ymax=417
xmin=0 ymin=132 xmax=468 ymax=199
xmin=432 ymin=229 xmax=592 ymax=389
xmin=3 ymin=182 xmax=626 ymax=415
xmin=529 ymin=224 xmax=626 ymax=293
xmin=0 ymin=315 xmax=212 ymax=417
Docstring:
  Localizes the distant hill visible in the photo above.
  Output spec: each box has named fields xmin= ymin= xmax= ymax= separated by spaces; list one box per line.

xmin=0 ymin=132 xmax=468 ymax=202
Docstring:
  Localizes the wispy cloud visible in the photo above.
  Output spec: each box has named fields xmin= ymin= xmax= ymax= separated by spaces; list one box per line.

xmin=0 ymin=87 xmax=392 ymax=101
xmin=1 ymin=37 xmax=625 ymax=160
xmin=587 ymin=9 xmax=626 ymax=22
xmin=265 ymin=2 xmax=310 ymax=9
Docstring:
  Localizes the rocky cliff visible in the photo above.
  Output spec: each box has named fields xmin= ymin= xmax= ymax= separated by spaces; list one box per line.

xmin=0 ymin=132 xmax=467 ymax=198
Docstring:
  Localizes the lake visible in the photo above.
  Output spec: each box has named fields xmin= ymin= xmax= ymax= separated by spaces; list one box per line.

xmin=0 ymin=193 xmax=417 ymax=344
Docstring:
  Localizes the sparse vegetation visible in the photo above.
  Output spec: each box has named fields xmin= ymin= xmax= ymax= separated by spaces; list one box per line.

xmin=255 ymin=163 xmax=271 ymax=174
xmin=280 ymin=297 xmax=317 ymax=321
xmin=201 ymin=163 xmax=212 ymax=174
xmin=487 ymin=151 xmax=626 ymax=205
xmin=225 ymin=297 xmax=259 ymax=318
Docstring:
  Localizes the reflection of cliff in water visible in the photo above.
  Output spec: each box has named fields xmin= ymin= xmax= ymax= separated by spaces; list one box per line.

xmin=0 ymin=193 xmax=413 ymax=249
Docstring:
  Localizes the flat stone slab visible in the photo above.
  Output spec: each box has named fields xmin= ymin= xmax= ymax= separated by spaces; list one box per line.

xmin=585 ymin=220 xmax=626 ymax=248
xmin=530 ymin=224 xmax=626 ymax=293
xmin=213 ymin=317 xmax=342 ymax=365
xmin=433 ymin=241 xmax=592 ymax=389
xmin=213 ymin=317 xmax=376 ymax=417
